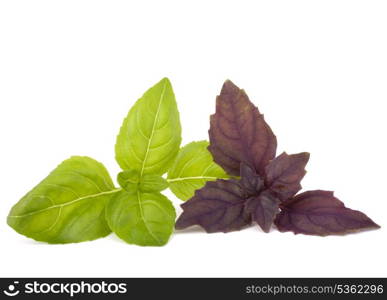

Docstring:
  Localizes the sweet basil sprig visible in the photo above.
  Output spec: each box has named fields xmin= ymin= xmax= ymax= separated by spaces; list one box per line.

xmin=176 ymin=80 xmax=380 ymax=236
xmin=7 ymin=78 xmax=225 ymax=246
xmin=7 ymin=78 xmax=380 ymax=246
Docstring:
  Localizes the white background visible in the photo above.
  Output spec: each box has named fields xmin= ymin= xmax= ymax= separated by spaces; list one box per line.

xmin=0 ymin=0 xmax=386 ymax=277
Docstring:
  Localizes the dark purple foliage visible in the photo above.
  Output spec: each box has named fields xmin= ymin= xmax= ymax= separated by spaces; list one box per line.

xmin=275 ymin=191 xmax=380 ymax=235
xmin=175 ymin=179 xmax=251 ymax=233
xmin=176 ymin=80 xmax=380 ymax=236
xmin=208 ymin=80 xmax=277 ymax=177
xmin=265 ymin=152 xmax=310 ymax=201
xmin=240 ymin=162 xmax=264 ymax=197
xmin=245 ymin=190 xmax=280 ymax=233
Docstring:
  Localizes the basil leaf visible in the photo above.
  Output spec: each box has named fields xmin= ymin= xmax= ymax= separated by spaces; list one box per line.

xmin=117 ymin=170 xmax=168 ymax=193
xmin=265 ymin=152 xmax=310 ymax=201
xmin=167 ymin=141 xmax=229 ymax=201
xmin=115 ymin=78 xmax=182 ymax=176
xmin=208 ymin=80 xmax=277 ymax=176
xmin=106 ymin=190 xmax=176 ymax=246
xmin=140 ymin=175 xmax=168 ymax=192
xmin=175 ymin=179 xmax=251 ymax=233
xmin=275 ymin=190 xmax=380 ymax=235
xmin=117 ymin=170 xmax=140 ymax=193
xmin=7 ymin=156 xmax=119 ymax=244
xmin=244 ymin=191 xmax=281 ymax=233
xmin=240 ymin=162 xmax=264 ymax=197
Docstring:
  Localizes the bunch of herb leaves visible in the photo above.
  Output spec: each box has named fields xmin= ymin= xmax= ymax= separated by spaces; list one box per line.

xmin=7 ymin=78 xmax=225 ymax=246
xmin=176 ymin=80 xmax=380 ymax=236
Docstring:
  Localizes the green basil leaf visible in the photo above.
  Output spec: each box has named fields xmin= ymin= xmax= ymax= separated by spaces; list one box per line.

xmin=7 ymin=156 xmax=119 ymax=244
xmin=115 ymin=77 xmax=182 ymax=176
xmin=117 ymin=170 xmax=140 ymax=193
xmin=106 ymin=190 xmax=176 ymax=246
xmin=117 ymin=170 xmax=168 ymax=193
xmin=167 ymin=141 xmax=229 ymax=201
xmin=140 ymin=175 xmax=168 ymax=192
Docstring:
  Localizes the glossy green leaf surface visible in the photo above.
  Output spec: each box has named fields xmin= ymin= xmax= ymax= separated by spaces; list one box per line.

xmin=106 ymin=190 xmax=176 ymax=246
xmin=7 ymin=156 xmax=119 ymax=244
xmin=167 ymin=141 xmax=229 ymax=201
xmin=115 ymin=78 xmax=182 ymax=176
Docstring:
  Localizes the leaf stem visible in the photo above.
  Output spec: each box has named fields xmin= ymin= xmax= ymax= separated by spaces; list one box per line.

xmin=167 ymin=176 xmax=224 ymax=183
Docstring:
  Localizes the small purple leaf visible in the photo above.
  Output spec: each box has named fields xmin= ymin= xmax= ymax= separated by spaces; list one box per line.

xmin=274 ymin=190 xmax=380 ymax=236
xmin=240 ymin=162 xmax=264 ymax=197
xmin=208 ymin=80 xmax=277 ymax=176
xmin=175 ymin=179 xmax=251 ymax=233
xmin=265 ymin=152 xmax=310 ymax=201
xmin=245 ymin=190 xmax=280 ymax=233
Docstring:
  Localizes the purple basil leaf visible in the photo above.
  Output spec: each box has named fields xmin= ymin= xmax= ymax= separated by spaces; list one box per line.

xmin=208 ymin=80 xmax=277 ymax=176
xmin=240 ymin=162 xmax=264 ymax=197
xmin=245 ymin=190 xmax=281 ymax=233
xmin=274 ymin=190 xmax=380 ymax=236
xmin=175 ymin=179 xmax=251 ymax=233
xmin=265 ymin=152 xmax=310 ymax=201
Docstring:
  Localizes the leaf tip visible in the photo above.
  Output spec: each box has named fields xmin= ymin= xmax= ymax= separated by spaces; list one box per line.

xmin=366 ymin=218 xmax=381 ymax=230
xmin=223 ymin=78 xmax=236 ymax=86
xmin=159 ymin=77 xmax=171 ymax=84
xmin=221 ymin=79 xmax=240 ymax=94
xmin=175 ymin=214 xmax=189 ymax=230
xmin=300 ymin=152 xmax=311 ymax=163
